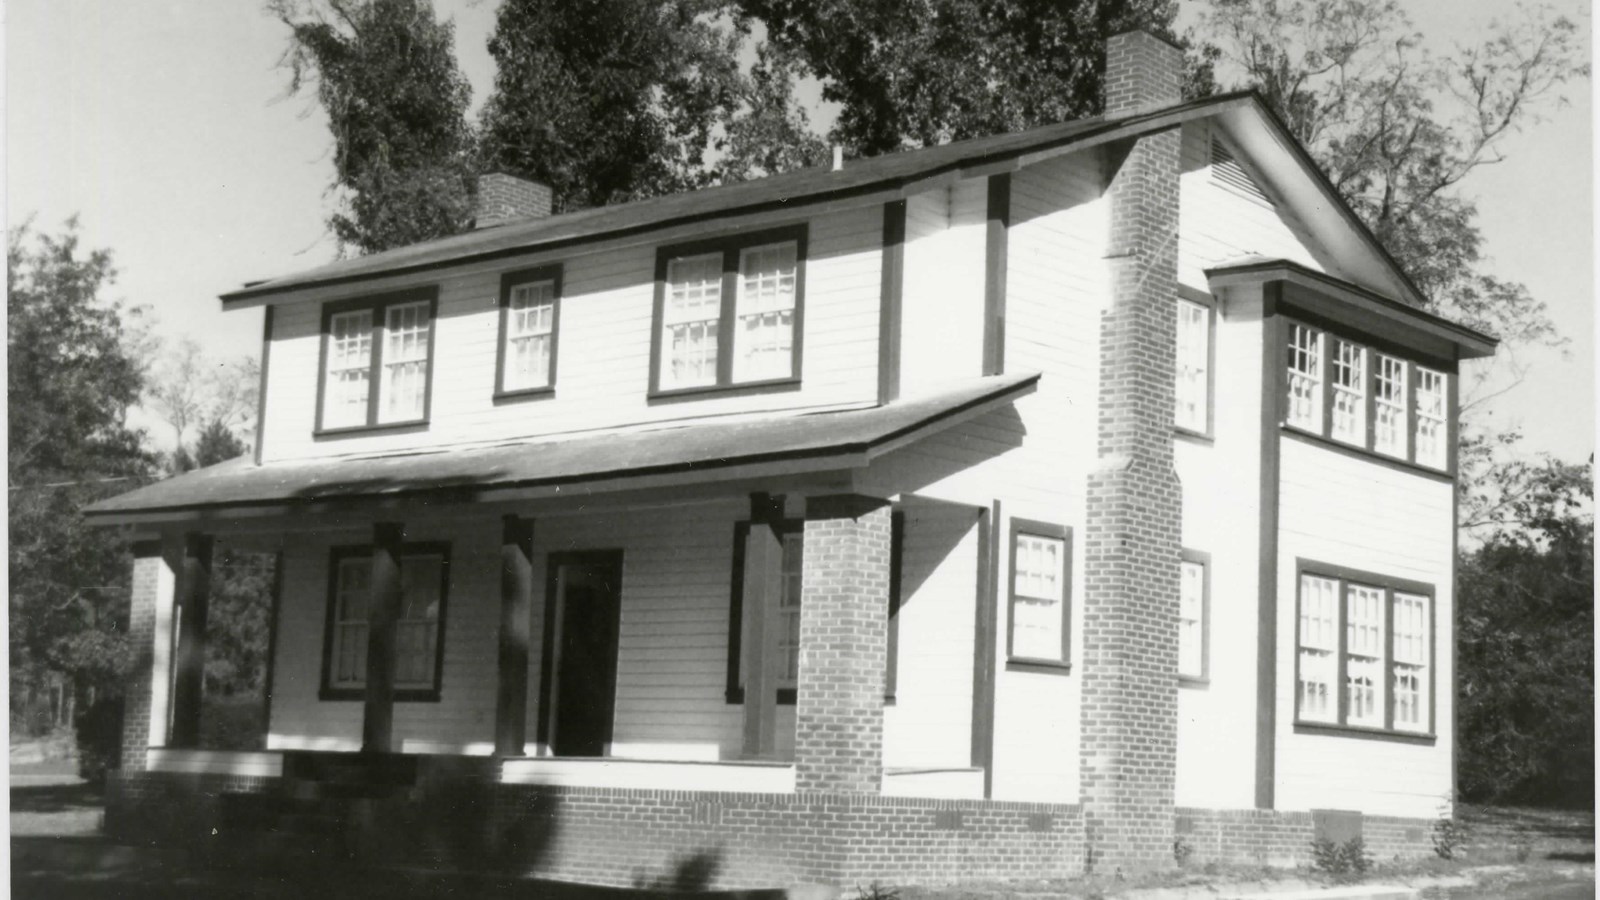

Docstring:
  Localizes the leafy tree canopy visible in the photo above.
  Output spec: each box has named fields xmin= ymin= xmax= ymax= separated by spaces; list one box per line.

xmin=271 ymin=0 xmax=477 ymax=254
xmin=741 ymin=0 xmax=1182 ymax=156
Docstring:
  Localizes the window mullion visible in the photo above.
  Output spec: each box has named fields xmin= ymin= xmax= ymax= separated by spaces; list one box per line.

xmin=1383 ymin=587 xmax=1396 ymax=732
xmin=1404 ymin=361 xmax=1418 ymax=465
xmin=716 ymin=252 xmax=737 ymax=386
xmin=1319 ymin=333 xmax=1334 ymax=438
xmin=1336 ymin=578 xmax=1349 ymax=726
xmin=1363 ymin=347 xmax=1377 ymax=452
xmin=366 ymin=305 xmax=386 ymax=427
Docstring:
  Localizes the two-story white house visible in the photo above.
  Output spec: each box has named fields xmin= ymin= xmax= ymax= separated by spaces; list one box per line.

xmin=90 ymin=32 xmax=1495 ymax=888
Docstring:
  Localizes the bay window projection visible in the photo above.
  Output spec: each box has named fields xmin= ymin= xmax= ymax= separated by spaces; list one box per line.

xmin=655 ymin=227 xmax=805 ymax=393
xmin=318 ymin=289 xmax=436 ymax=431
xmin=1286 ymin=323 xmax=1322 ymax=430
xmin=1009 ymin=523 xmax=1072 ymax=666
xmin=323 ymin=544 xmax=451 ymax=698
xmin=1175 ymin=298 xmax=1210 ymax=433
xmin=1295 ymin=564 xmax=1433 ymax=735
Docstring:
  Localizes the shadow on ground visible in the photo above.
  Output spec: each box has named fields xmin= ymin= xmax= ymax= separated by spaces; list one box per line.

xmin=10 ymin=780 xmax=104 ymax=815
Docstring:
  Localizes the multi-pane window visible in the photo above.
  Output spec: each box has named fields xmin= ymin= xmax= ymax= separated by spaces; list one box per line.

xmin=1374 ymin=355 xmax=1408 ymax=458
xmin=655 ymin=228 xmax=805 ymax=393
xmin=1280 ymin=321 xmax=1451 ymax=471
xmin=1296 ymin=564 xmax=1433 ymax=734
xmin=498 ymin=269 xmax=560 ymax=394
xmin=1297 ymin=574 xmax=1339 ymax=723
xmin=1415 ymin=367 xmax=1448 ymax=469
xmin=662 ymin=253 xmax=724 ymax=389
xmin=1286 ymin=324 xmax=1323 ymax=430
xmin=318 ymin=290 xmax=435 ymax=431
xmin=1009 ymin=524 xmax=1071 ymax=664
xmin=776 ymin=532 xmax=804 ymax=689
xmin=1330 ymin=340 xmax=1366 ymax=445
xmin=1178 ymin=556 xmax=1207 ymax=681
xmin=324 ymin=545 xmax=450 ymax=696
xmin=1175 ymin=299 xmax=1210 ymax=433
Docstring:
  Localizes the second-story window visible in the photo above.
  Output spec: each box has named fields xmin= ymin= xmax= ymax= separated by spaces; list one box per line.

xmin=653 ymin=225 xmax=806 ymax=395
xmin=1174 ymin=297 xmax=1210 ymax=433
xmin=318 ymin=288 xmax=436 ymax=432
xmin=1415 ymin=367 xmax=1448 ymax=468
xmin=496 ymin=266 xmax=561 ymax=397
xmin=1330 ymin=339 xmax=1366 ymax=445
xmin=1286 ymin=323 xmax=1323 ymax=430
xmin=1374 ymin=354 xmax=1408 ymax=458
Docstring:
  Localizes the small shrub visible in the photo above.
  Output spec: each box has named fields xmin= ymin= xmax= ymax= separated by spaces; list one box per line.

xmin=856 ymin=883 xmax=900 ymax=900
xmin=1310 ymin=836 xmax=1372 ymax=882
xmin=73 ymin=694 xmax=123 ymax=786
xmin=1173 ymin=837 xmax=1194 ymax=865
xmin=1432 ymin=816 xmax=1468 ymax=859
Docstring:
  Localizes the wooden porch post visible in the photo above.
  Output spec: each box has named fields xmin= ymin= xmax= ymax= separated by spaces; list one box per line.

xmin=495 ymin=515 xmax=535 ymax=756
xmin=363 ymin=522 xmax=404 ymax=753
xmin=741 ymin=492 xmax=785 ymax=759
xmin=168 ymin=533 xmax=213 ymax=748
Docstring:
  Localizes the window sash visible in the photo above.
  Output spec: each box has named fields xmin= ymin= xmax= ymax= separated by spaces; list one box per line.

xmin=733 ymin=242 xmax=798 ymax=383
xmin=327 ymin=551 xmax=445 ymax=691
xmin=1415 ymin=367 xmax=1448 ymax=469
xmin=1330 ymin=341 xmax=1366 ymax=445
xmin=1178 ymin=559 xmax=1205 ymax=679
xmin=1175 ymin=299 xmax=1209 ymax=432
xmin=1286 ymin=324 xmax=1322 ymax=430
xmin=1011 ymin=532 xmax=1067 ymax=661
xmin=320 ymin=294 xmax=434 ymax=431
xmin=324 ymin=311 xmax=373 ymax=429
xmin=380 ymin=301 xmax=431 ymax=423
xmin=1345 ymin=584 xmax=1386 ymax=727
xmin=504 ymin=280 xmax=556 ymax=391
xmin=1374 ymin=355 xmax=1408 ymax=458
xmin=777 ymin=532 xmax=803 ymax=688
xmin=661 ymin=253 xmax=724 ymax=389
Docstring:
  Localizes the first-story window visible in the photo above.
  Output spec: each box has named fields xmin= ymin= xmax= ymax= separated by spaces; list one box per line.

xmin=496 ymin=266 xmax=561 ymax=395
xmin=318 ymin=288 xmax=437 ymax=432
xmin=1178 ymin=551 xmax=1209 ymax=681
xmin=1295 ymin=562 xmax=1433 ymax=735
xmin=654 ymin=226 xmax=806 ymax=394
xmin=1175 ymin=297 xmax=1211 ymax=433
xmin=323 ymin=543 xmax=451 ymax=699
xmin=1008 ymin=521 xmax=1072 ymax=667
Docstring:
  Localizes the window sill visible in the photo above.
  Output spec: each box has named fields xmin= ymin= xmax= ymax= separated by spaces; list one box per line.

xmin=1006 ymin=658 xmax=1072 ymax=675
xmin=1280 ymin=424 xmax=1453 ymax=480
xmin=1178 ymin=674 xmax=1210 ymax=688
xmin=319 ymin=687 xmax=442 ymax=703
xmin=1293 ymin=720 xmax=1436 ymax=745
xmin=493 ymin=385 xmax=556 ymax=404
xmin=725 ymin=688 xmax=894 ymax=706
xmin=1174 ymin=426 xmax=1214 ymax=445
xmin=314 ymin=419 xmax=429 ymax=440
xmin=649 ymin=377 xmax=801 ymax=404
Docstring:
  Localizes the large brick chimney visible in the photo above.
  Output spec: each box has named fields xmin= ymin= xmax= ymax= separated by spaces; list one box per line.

xmin=1079 ymin=30 xmax=1185 ymax=873
xmin=475 ymin=172 xmax=553 ymax=228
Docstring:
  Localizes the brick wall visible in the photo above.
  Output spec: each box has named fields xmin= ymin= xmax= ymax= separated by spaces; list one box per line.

xmin=1080 ymin=31 xmax=1186 ymax=871
xmin=1174 ymin=807 xmax=1434 ymax=868
xmin=795 ymin=495 xmax=892 ymax=795
xmin=476 ymin=173 xmax=553 ymax=226
xmin=120 ymin=542 xmax=165 ymax=772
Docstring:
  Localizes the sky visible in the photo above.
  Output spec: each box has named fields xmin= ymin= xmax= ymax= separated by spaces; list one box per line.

xmin=6 ymin=0 xmax=1594 ymax=464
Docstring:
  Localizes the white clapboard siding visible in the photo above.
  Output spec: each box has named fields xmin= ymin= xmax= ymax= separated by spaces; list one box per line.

xmin=900 ymin=182 xmax=986 ymax=390
xmin=1173 ymin=290 xmax=1269 ymax=810
xmin=260 ymin=204 xmax=882 ymax=463
xmin=1178 ymin=121 xmax=1327 ymax=292
xmin=883 ymin=504 xmax=980 ymax=769
xmin=1274 ymin=437 xmax=1454 ymax=818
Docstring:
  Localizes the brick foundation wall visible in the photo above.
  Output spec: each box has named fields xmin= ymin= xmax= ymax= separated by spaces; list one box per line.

xmin=105 ymin=770 xmax=279 ymax=846
xmin=795 ymin=496 xmax=892 ymax=795
xmin=1080 ymin=31 xmax=1186 ymax=871
xmin=1174 ymin=807 xmax=1435 ymax=868
xmin=120 ymin=542 xmax=164 ymax=772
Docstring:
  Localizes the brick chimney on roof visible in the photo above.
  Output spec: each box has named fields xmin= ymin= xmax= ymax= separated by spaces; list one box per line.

xmin=1103 ymin=30 xmax=1184 ymax=117
xmin=475 ymin=172 xmax=553 ymax=228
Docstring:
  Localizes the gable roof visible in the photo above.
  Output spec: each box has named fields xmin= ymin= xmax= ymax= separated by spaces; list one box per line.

xmin=83 ymin=372 xmax=1038 ymax=524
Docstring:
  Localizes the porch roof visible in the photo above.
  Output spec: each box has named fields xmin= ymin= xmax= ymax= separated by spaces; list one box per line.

xmin=84 ymin=372 xmax=1038 ymax=523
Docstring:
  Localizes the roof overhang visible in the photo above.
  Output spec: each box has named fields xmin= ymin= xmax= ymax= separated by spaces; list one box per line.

xmin=1206 ymin=259 xmax=1498 ymax=363
xmin=84 ymin=372 xmax=1039 ymax=526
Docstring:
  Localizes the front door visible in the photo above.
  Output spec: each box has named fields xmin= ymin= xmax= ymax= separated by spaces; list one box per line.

xmin=542 ymin=551 xmax=623 ymax=757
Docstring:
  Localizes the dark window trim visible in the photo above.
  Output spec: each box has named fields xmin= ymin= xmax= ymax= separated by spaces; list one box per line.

xmin=318 ymin=540 xmax=452 ymax=703
xmin=313 ymin=286 xmax=439 ymax=436
xmin=1278 ymin=314 xmax=1456 ymax=477
xmin=1291 ymin=557 xmax=1436 ymax=740
xmin=1179 ymin=548 xmax=1211 ymax=686
xmin=725 ymin=511 xmax=901 ymax=705
xmin=1006 ymin=518 xmax=1072 ymax=672
xmin=493 ymin=264 xmax=563 ymax=401
xmin=1174 ymin=285 xmax=1216 ymax=440
xmin=649 ymin=224 xmax=808 ymax=399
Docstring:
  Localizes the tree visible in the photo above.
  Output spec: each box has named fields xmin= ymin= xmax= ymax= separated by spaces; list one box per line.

xmin=1457 ymin=455 xmax=1592 ymax=805
xmin=1191 ymin=0 xmax=1586 ymax=404
xmin=270 ymin=0 xmax=477 ymax=255
xmin=478 ymin=0 xmax=747 ymax=211
xmin=147 ymin=337 xmax=259 ymax=472
xmin=8 ymin=218 xmax=154 ymax=730
xmin=719 ymin=42 xmax=832 ymax=182
xmin=740 ymin=0 xmax=1184 ymax=156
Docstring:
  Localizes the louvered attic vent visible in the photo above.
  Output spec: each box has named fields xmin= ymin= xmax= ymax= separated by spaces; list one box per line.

xmin=1211 ymin=138 xmax=1270 ymax=205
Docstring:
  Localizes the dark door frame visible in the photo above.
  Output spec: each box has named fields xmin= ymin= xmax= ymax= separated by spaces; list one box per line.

xmin=535 ymin=549 xmax=625 ymax=756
